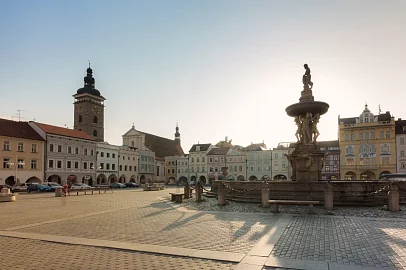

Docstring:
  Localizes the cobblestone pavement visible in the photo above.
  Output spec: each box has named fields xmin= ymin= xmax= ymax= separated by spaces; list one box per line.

xmin=18 ymin=197 xmax=277 ymax=253
xmin=271 ymin=216 xmax=406 ymax=269
xmin=0 ymin=236 xmax=237 ymax=270
xmin=2 ymin=188 xmax=406 ymax=269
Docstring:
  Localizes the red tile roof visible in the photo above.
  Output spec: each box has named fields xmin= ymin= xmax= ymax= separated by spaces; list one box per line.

xmin=35 ymin=122 xmax=95 ymax=141
xmin=143 ymin=132 xmax=184 ymax=158
xmin=0 ymin=119 xmax=45 ymax=141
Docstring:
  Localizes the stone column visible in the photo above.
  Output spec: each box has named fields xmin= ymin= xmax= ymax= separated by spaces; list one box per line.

xmin=388 ymin=184 xmax=400 ymax=212
xmin=184 ymin=185 xmax=191 ymax=199
xmin=218 ymin=182 xmax=226 ymax=206
xmin=195 ymin=181 xmax=203 ymax=202
xmin=261 ymin=182 xmax=270 ymax=208
xmin=324 ymin=182 xmax=334 ymax=210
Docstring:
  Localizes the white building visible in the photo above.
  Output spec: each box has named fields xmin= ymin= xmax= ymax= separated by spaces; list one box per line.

xmin=245 ymin=142 xmax=291 ymax=180
xmin=176 ymin=155 xmax=189 ymax=184
xmin=118 ymin=145 xmax=139 ymax=183
xmin=226 ymin=147 xmax=247 ymax=181
xmin=96 ymin=142 xmax=119 ymax=184
xmin=395 ymin=119 xmax=406 ymax=173
xmin=165 ymin=156 xmax=178 ymax=184
xmin=29 ymin=121 xmax=97 ymax=186
xmin=189 ymin=143 xmax=213 ymax=184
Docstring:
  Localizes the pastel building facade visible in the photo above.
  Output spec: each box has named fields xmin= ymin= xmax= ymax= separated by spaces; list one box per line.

xmin=0 ymin=119 xmax=46 ymax=185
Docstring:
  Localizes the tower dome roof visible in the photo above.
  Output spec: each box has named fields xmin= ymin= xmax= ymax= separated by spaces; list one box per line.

xmin=76 ymin=64 xmax=101 ymax=96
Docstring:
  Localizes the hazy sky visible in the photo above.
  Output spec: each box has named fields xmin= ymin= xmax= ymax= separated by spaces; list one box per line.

xmin=1 ymin=0 xmax=405 ymax=153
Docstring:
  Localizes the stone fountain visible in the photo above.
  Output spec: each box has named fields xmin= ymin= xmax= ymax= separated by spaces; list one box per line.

xmin=285 ymin=64 xmax=329 ymax=182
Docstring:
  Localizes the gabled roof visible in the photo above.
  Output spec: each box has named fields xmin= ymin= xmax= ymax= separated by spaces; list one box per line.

xmin=34 ymin=122 xmax=95 ymax=141
xmin=0 ymin=119 xmax=45 ymax=141
xmin=245 ymin=143 xmax=267 ymax=151
xmin=378 ymin=111 xmax=392 ymax=122
xmin=207 ymin=147 xmax=231 ymax=155
xmin=143 ymin=132 xmax=184 ymax=158
xmin=189 ymin=144 xmax=211 ymax=152
xmin=339 ymin=117 xmax=356 ymax=125
xmin=395 ymin=119 xmax=406 ymax=134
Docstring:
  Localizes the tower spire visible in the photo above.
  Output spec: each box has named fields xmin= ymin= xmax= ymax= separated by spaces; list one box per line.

xmin=174 ymin=122 xmax=181 ymax=145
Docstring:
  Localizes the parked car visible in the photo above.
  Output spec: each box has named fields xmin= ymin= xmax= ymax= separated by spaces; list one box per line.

xmin=12 ymin=182 xmax=39 ymax=192
xmin=44 ymin=182 xmax=63 ymax=191
xmin=70 ymin=183 xmax=92 ymax=189
xmin=0 ymin=184 xmax=14 ymax=193
xmin=27 ymin=184 xmax=52 ymax=193
xmin=125 ymin=182 xmax=139 ymax=188
xmin=110 ymin=182 xmax=126 ymax=189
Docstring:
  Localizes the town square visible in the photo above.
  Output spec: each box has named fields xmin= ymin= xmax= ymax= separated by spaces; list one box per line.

xmin=1 ymin=1 xmax=406 ymax=269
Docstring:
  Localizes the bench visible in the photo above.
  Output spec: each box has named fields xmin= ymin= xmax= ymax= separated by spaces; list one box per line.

xmin=268 ymin=200 xmax=320 ymax=214
xmin=68 ymin=187 xmax=112 ymax=196
xmin=169 ymin=193 xmax=184 ymax=203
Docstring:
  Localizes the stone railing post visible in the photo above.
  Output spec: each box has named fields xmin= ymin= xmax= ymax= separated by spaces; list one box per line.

xmin=218 ymin=182 xmax=226 ymax=206
xmin=324 ymin=182 xmax=334 ymax=210
xmin=195 ymin=181 xmax=203 ymax=202
xmin=388 ymin=184 xmax=399 ymax=212
xmin=261 ymin=182 xmax=270 ymax=208
xmin=184 ymin=184 xmax=191 ymax=199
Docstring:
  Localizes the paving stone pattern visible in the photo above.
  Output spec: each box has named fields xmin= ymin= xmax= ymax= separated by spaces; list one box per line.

xmin=20 ymin=198 xmax=278 ymax=253
xmin=271 ymin=216 xmax=406 ymax=269
xmin=0 ymin=236 xmax=237 ymax=270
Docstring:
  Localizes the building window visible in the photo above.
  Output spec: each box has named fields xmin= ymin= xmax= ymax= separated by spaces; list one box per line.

xmin=345 ymin=133 xmax=349 ymax=141
xmin=119 ymin=165 xmax=122 ymax=171
xmin=3 ymin=158 xmax=11 ymax=169
xmin=91 ymin=149 xmax=94 ymax=156
xmin=371 ymin=131 xmax=375 ymax=139
xmin=79 ymin=115 xmax=82 ymax=122
xmin=167 ymin=169 xmax=170 ymax=174
xmin=75 ymin=147 xmax=79 ymax=155
xmin=93 ymin=116 xmax=98 ymax=123
xmin=84 ymin=149 xmax=88 ymax=155
xmin=17 ymin=142 xmax=24 ymax=152
xmin=380 ymin=131 xmax=384 ymax=139
xmin=209 ymin=157 xmax=213 ymax=162
xmin=106 ymin=163 xmax=110 ymax=170
xmin=125 ymin=165 xmax=127 ymax=171
xmin=100 ymin=163 xmax=104 ymax=170
xmin=112 ymin=164 xmax=116 ymax=170
xmin=68 ymin=146 xmax=72 ymax=154
xmin=74 ymin=161 xmax=79 ymax=169
xmin=112 ymin=153 xmax=115 ymax=158
xmin=350 ymin=133 xmax=355 ymax=141
xmin=156 ymin=166 xmax=159 ymax=176
xmin=57 ymin=145 xmax=62 ymax=152
xmin=386 ymin=131 xmax=390 ymax=139
xmin=90 ymin=163 xmax=94 ymax=169
xmin=382 ymin=157 xmax=390 ymax=165
xmin=31 ymin=160 xmax=37 ymax=170
xmin=93 ymin=130 xmax=98 ymax=137
xmin=3 ymin=141 xmax=10 ymax=151
xmin=107 ymin=153 xmax=110 ymax=158
xmin=239 ymin=166 xmax=242 ymax=171
xmin=202 ymin=157 xmax=205 ymax=162
xmin=346 ymin=158 xmax=355 ymax=166
xmin=84 ymin=162 xmax=88 ymax=170
xmin=365 ymin=131 xmax=369 ymax=140
xmin=67 ymin=161 xmax=71 ymax=169
xmin=359 ymin=132 xmax=363 ymax=140
xmin=31 ymin=144 xmax=37 ymax=153
xmin=49 ymin=160 xmax=54 ymax=168
xmin=123 ymin=155 xmax=125 ymax=160
xmin=381 ymin=144 xmax=389 ymax=154
xmin=57 ymin=160 xmax=62 ymax=169
xmin=50 ymin=144 xmax=54 ymax=152
xmin=400 ymin=138 xmax=405 ymax=145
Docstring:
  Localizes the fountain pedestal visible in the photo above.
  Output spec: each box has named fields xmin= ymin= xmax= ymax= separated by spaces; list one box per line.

xmin=285 ymin=64 xmax=329 ymax=182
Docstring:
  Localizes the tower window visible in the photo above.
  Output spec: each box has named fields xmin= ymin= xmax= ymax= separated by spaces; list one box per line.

xmin=79 ymin=115 xmax=82 ymax=123
xmin=93 ymin=130 xmax=98 ymax=137
xmin=131 ymin=141 xmax=134 ymax=147
xmin=93 ymin=116 xmax=98 ymax=124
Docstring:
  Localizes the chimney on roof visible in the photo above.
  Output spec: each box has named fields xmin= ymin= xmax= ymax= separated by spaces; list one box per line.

xmin=399 ymin=118 xmax=402 ymax=121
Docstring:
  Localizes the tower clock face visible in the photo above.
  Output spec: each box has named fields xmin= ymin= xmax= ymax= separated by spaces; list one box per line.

xmin=92 ymin=106 xmax=100 ymax=114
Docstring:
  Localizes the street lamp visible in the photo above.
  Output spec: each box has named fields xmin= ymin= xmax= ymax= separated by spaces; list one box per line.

xmin=7 ymin=158 xmax=25 ymax=185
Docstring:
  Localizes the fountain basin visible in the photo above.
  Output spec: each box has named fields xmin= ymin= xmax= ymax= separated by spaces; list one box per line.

xmin=286 ymin=101 xmax=329 ymax=117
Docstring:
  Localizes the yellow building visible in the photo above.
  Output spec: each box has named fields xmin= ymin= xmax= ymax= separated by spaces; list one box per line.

xmin=0 ymin=119 xmax=46 ymax=185
xmin=338 ymin=104 xmax=396 ymax=180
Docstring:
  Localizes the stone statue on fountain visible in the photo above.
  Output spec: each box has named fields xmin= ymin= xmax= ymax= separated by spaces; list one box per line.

xmin=294 ymin=112 xmax=321 ymax=144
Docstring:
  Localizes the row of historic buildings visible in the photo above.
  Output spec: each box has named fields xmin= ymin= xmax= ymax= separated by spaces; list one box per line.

xmin=0 ymin=66 xmax=183 ymax=186
xmin=1 ymin=66 xmax=404 ymax=185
